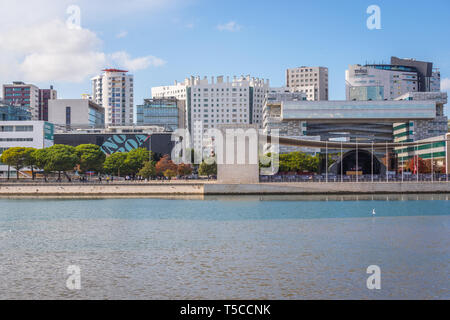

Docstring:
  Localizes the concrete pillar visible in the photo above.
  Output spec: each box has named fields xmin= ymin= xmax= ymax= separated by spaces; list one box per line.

xmin=216 ymin=124 xmax=260 ymax=183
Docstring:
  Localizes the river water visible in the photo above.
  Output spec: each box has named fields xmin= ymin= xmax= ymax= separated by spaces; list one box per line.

xmin=0 ymin=195 xmax=448 ymax=299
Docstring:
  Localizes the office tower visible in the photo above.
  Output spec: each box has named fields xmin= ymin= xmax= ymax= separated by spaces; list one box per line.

xmin=390 ymin=56 xmax=440 ymax=92
xmin=152 ymin=75 xmax=269 ymax=149
xmin=91 ymin=69 xmax=134 ymax=125
xmin=285 ymin=66 xmax=328 ymax=101
xmin=346 ymin=57 xmax=441 ymax=101
xmin=136 ymin=98 xmax=185 ymax=131
xmin=2 ymin=82 xmax=40 ymax=120
xmin=38 ymin=86 xmax=57 ymax=121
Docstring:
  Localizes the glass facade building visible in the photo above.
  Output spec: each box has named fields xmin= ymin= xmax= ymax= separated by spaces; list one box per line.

xmin=136 ymin=98 xmax=181 ymax=131
xmin=349 ymin=86 xmax=384 ymax=101
xmin=0 ymin=100 xmax=31 ymax=121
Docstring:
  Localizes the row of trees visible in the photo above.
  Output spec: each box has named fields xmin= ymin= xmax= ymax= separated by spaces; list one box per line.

xmin=260 ymin=152 xmax=327 ymax=173
xmin=404 ymin=156 xmax=446 ymax=174
xmin=0 ymin=144 xmax=217 ymax=181
xmin=0 ymin=144 xmax=104 ymax=180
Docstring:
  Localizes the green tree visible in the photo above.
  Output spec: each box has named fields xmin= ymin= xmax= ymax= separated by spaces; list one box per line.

xmin=103 ymin=152 xmax=129 ymax=177
xmin=198 ymin=161 xmax=217 ymax=177
xmin=138 ymin=161 xmax=156 ymax=179
xmin=45 ymin=145 xmax=79 ymax=181
xmin=23 ymin=147 xmax=38 ymax=180
xmin=75 ymin=144 xmax=106 ymax=173
xmin=125 ymin=148 xmax=151 ymax=177
xmin=0 ymin=147 xmax=29 ymax=180
xmin=163 ymin=169 xmax=177 ymax=180
xmin=278 ymin=152 xmax=320 ymax=173
xmin=33 ymin=148 xmax=50 ymax=180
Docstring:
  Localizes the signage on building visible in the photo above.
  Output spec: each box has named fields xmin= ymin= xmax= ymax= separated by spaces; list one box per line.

xmin=100 ymin=134 xmax=150 ymax=154
xmin=354 ymin=68 xmax=368 ymax=75
xmin=44 ymin=122 xmax=54 ymax=141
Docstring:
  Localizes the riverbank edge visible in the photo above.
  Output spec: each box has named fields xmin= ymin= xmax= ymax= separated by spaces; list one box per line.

xmin=0 ymin=182 xmax=449 ymax=197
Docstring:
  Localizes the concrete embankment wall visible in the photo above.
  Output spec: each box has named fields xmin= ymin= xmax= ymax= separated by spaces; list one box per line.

xmin=0 ymin=183 xmax=205 ymax=197
xmin=0 ymin=182 xmax=449 ymax=197
xmin=203 ymin=182 xmax=450 ymax=195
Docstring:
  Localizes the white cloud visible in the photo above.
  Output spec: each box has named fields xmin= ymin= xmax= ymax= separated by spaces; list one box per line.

xmin=109 ymin=51 xmax=166 ymax=72
xmin=441 ymin=78 xmax=450 ymax=91
xmin=0 ymin=18 xmax=165 ymax=83
xmin=217 ymin=21 xmax=241 ymax=32
xmin=0 ymin=20 xmax=105 ymax=83
xmin=116 ymin=31 xmax=128 ymax=39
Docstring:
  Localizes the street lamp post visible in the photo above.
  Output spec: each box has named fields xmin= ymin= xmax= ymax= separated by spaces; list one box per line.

xmin=401 ymin=142 xmax=404 ymax=183
xmin=371 ymin=142 xmax=374 ymax=183
xmin=416 ymin=144 xmax=419 ymax=183
xmin=325 ymin=141 xmax=328 ymax=183
xmin=341 ymin=142 xmax=343 ymax=183
xmin=432 ymin=144 xmax=434 ymax=183
xmin=356 ymin=141 xmax=359 ymax=183
xmin=386 ymin=142 xmax=389 ymax=183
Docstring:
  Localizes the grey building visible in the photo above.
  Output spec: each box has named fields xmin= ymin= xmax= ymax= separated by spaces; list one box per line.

xmin=390 ymin=56 xmax=440 ymax=92
xmin=48 ymin=99 xmax=105 ymax=128
xmin=263 ymin=90 xmax=320 ymax=154
xmin=263 ymin=93 xmax=438 ymax=144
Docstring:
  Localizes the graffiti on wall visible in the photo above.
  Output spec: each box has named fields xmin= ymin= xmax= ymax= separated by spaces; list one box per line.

xmin=100 ymin=134 xmax=150 ymax=155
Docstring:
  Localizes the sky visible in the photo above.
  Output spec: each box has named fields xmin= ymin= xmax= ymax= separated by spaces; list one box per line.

xmin=0 ymin=0 xmax=449 ymax=113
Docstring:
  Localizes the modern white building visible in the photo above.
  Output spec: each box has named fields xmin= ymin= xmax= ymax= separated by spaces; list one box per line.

xmin=91 ymin=69 xmax=134 ymax=126
xmin=152 ymin=75 xmax=269 ymax=151
xmin=0 ymin=121 xmax=54 ymax=178
xmin=345 ymin=64 xmax=420 ymax=101
xmin=48 ymin=99 xmax=105 ymax=128
xmin=285 ymin=66 xmax=329 ymax=101
xmin=346 ymin=57 xmax=441 ymax=101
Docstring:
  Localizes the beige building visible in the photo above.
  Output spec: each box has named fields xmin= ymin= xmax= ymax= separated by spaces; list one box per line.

xmin=286 ymin=66 xmax=328 ymax=101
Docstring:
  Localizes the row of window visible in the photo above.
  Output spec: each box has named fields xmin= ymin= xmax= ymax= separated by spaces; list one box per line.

xmin=0 ymin=125 xmax=34 ymax=132
xmin=0 ymin=138 xmax=33 ymax=142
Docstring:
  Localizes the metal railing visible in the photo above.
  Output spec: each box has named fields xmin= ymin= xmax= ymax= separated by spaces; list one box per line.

xmin=260 ymin=174 xmax=450 ymax=183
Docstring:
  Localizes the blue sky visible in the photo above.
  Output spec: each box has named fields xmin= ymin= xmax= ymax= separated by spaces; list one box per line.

xmin=1 ymin=0 xmax=449 ymax=113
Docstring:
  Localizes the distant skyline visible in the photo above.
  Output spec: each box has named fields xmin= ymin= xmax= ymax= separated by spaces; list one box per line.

xmin=0 ymin=0 xmax=449 ymax=114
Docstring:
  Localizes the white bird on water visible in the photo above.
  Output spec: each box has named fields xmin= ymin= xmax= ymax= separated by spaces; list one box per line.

xmin=372 ymin=209 xmax=376 ymax=215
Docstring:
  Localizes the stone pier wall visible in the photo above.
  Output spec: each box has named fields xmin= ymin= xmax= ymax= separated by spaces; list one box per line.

xmin=0 ymin=182 xmax=449 ymax=197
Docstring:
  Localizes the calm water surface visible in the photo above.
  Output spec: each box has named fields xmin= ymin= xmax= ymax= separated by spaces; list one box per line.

xmin=0 ymin=195 xmax=449 ymax=299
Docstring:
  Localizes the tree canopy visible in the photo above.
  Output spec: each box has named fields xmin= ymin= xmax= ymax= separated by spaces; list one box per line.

xmin=198 ymin=161 xmax=217 ymax=177
xmin=75 ymin=144 xmax=106 ymax=173
xmin=125 ymin=148 xmax=151 ymax=176
xmin=177 ymin=163 xmax=193 ymax=177
xmin=103 ymin=152 xmax=129 ymax=176
xmin=0 ymin=147 xmax=29 ymax=179
xmin=155 ymin=154 xmax=178 ymax=176
xmin=45 ymin=145 xmax=80 ymax=180
xmin=138 ymin=161 xmax=156 ymax=179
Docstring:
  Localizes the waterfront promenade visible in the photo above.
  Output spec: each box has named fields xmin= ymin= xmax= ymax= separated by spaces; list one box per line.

xmin=1 ymin=180 xmax=450 ymax=197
